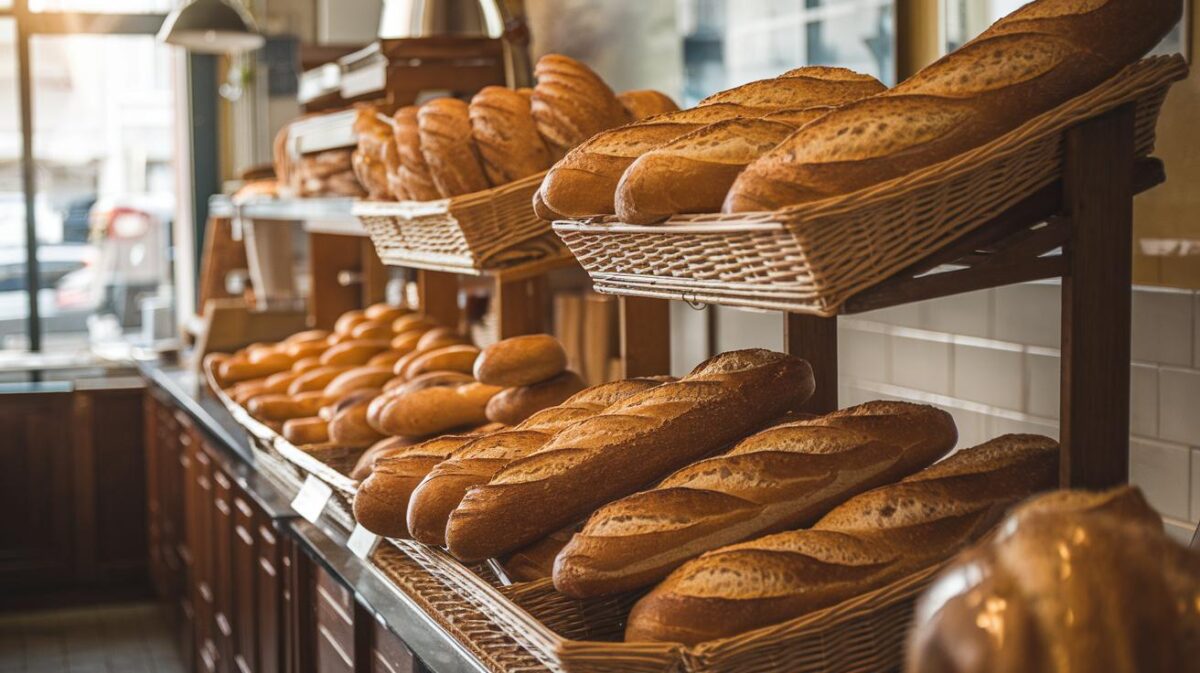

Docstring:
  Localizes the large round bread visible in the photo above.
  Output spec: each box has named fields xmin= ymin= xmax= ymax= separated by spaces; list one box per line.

xmin=485 ymin=371 xmax=587 ymax=426
xmin=473 ymin=334 xmax=567 ymax=387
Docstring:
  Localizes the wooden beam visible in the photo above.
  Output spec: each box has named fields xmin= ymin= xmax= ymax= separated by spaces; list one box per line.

xmin=359 ymin=239 xmax=389 ymax=308
xmin=307 ymin=233 xmax=362 ymax=330
xmin=784 ymin=313 xmax=839 ymax=414
xmin=895 ymin=0 xmax=942 ymax=81
xmin=417 ymin=270 xmax=460 ymax=330
xmin=1060 ymin=104 xmax=1136 ymax=489
xmin=619 ymin=296 xmax=671 ymax=377
xmin=493 ymin=276 xmax=548 ymax=339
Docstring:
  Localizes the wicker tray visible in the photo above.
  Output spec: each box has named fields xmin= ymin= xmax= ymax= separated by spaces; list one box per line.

xmin=355 ymin=171 xmax=572 ymax=273
xmin=201 ymin=355 xmax=365 ymax=531
xmin=553 ymin=56 xmax=1188 ymax=316
xmin=383 ymin=534 xmax=945 ymax=673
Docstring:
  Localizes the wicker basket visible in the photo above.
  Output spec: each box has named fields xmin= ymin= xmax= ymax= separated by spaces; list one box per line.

xmin=553 ymin=56 xmax=1188 ymax=316
xmin=355 ymin=172 xmax=571 ymax=273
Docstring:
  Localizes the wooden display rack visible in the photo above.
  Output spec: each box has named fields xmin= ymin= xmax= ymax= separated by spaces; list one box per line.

xmin=602 ymin=104 xmax=1153 ymax=491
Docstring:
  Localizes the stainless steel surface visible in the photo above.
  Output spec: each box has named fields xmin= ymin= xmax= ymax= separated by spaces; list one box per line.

xmin=379 ymin=0 xmax=505 ymax=39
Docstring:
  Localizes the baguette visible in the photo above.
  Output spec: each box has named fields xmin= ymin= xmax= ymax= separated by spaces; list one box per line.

xmin=393 ymin=106 xmax=441 ymax=201
xmin=407 ymin=377 xmax=669 ymax=546
xmin=282 ymin=416 xmax=329 ymax=445
xmin=473 ymin=334 xmax=567 ymax=387
xmin=624 ymin=434 xmax=1060 ymax=645
xmin=322 ymin=366 xmax=397 ymax=399
xmin=469 ymin=86 xmax=553 ymax=185
xmin=247 ymin=391 xmax=327 ymax=422
xmin=285 ymin=329 xmax=332 ymax=344
xmin=334 ymin=309 xmax=368 ymax=336
xmin=284 ymin=339 xmax=330 ymax=360
xmin=554 ymin=401 xmax=957 ymax=597
xmin=350 ymin=320 xmax=393 ymax=341
xmin=536 ymin=104 xmax=752 ymax=219
xmin=290 ymin=357 xmax=322 ymax=374
xmin=502 ymin=527 xmax=577 ymax=582
xmin=445 ymin=349 xmax=815 ymax=562
xmin=485 ymin=371 xmax=587 ymax=426
xmin=402 ymin=344 xmax=481 ymax=380
xmin=618 ymin=89 xmax=680 ymax=121
xmin=698 ymin=66 xmax=884 ymax=110
xmin=319 ymin=339 xmax=391 ymax=366
xmin=366 ymin=350 xmax=405 ymax=368
xmin=328 ymin=390 xmax=386 ymax=446
xmin=530 ymin=54 xmax=630 ymax=155
xmin=418 ymin=98 xmax=491 ymax=197
xmin=724 ymin=0 xmax=1182 ymax=212
xmin=364 ymin=303 xmax=410 ymax=323
xmin=219 ymin=352 xmax=292 ymax=384
xmin=370 ymin=379 xmax=501 ymax=438
xmin=416 ymin=327 xmax=468 ymax=351
xmin=351 ymin=436 xmax=419 ymax=481
xmin=288 ymin=365 xmax=354 ymax=395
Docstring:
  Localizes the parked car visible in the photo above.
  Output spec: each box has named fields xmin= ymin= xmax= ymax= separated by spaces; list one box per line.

xmin=61 ymin=196 xmax=97 ymax=244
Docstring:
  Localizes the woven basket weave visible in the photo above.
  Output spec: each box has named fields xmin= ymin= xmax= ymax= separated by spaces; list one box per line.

xmin=553 ymin=56 xmax=1187 ymax=316
xmin=355 ymin=171 xmax=569 ymax=273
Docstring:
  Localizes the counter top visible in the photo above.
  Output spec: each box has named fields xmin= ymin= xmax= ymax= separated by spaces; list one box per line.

xmin=139 ymin=359 xmax=490 ymax=673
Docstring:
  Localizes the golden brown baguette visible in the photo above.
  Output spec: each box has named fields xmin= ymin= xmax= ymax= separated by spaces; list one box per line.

xmin=351 ymin=436 xmax=419 ymax=482
xmin=906 ymin=486 xmax=1200 ymax=673
xmin=288 ymin=365 xmax=354 ymax=395
xmin=624 ymin=434 xmax=1060 ymax=645
xmin=724 ymin=0 xmax=1182 ymax=212
xmin=618 ymin=89 xmax=680 ymax=121
xmin=354 ymin=431 xmax=495 ymax=538
xmin=327 ymin=390 xmax=386 ymax=447
xmin=469 ymin=86 xmax=553 ymax=185
xmin=322 ymin=366 xmax=396 ymax=399
xmin=536 ymin=104 xmax=752 ymax=219
xmin=406 ymin=377 xmax=670 ymax=546
xmin=554 ymin=401 xmax=958 ymax=597
xmin=485 ymin=371 xmax=587 ymax=426
xmin=247 ymin=391 xmax=327 ymax=422
xmin=698 ymin=66 xmax=884 ymax=110
xmin=281 ymin=416 xmax=329 ymax=445
xmin=364 ymin=303 xmax=410 ymax=323
xmin=473 ymin=334 xmax=567 ymax=387
xmin=393 ymin=106 xmax=441 ymax=201
xmin=418 ymin=98 xmax=491 ymax=197
xmin=530 ymin=54 xmax=630 ymax=155
xmin=401 ymin=344 xmax=481 ymax=380
xmin=319 ymin=339 xmax=392 ymax=367
xmin=368 ymin=378 xmax=501 ymax=438
xmin=445 ymin=349 xmax=816 ymax=562
xmin=502 ymin=527 xmax=578 ymax=582
xmin=218 ymin=352 xmax=293 ymax=384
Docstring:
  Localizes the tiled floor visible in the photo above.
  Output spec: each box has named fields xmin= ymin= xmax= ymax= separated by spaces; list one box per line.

xmin=0 ymin=603 xmax=185 ymax=673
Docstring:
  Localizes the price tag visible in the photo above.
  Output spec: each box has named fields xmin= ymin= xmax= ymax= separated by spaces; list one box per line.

xmin=292 ymin=475 xmax=332 ymax=524
xmin=347 ymin=524 xmax=381 ymax=560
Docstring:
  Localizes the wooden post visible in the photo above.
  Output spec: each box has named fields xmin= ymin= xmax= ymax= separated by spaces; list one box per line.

xmin=784 ymin=313 xmax=839 ymax=414
xmin=493 ymin=276 xmax=548 ymax=339
xmin=360 ymin=239 xmax=389 ymax=307
xmin=417 ymin=270 xmax=461 ymax=330
xmin=307 ymin=233 xmax=362 ymax=330
xmin=619 ymin=296 xmax=671 ymax=377
xmin=1059 ymin=104 xmax=1136 ymax=489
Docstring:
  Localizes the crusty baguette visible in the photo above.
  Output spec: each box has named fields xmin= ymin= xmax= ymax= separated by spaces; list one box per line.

xmin=419 ymin=98 xmax=491 ymax=197
xmin=554 ymin=401 xmax=958 ymax=597
xmin=402 ymin=344 xmax=481 ymax=380
xmin=625 ymin=434 xmax=1060 ymax=645
xmin=288 ymin=365 xmax=354 ymax=395
xmin=319 ymin=339 xmax=392 ymax=367
xmin=328 ymin=390 xmax=386 ymax=447
xmin=698 ymin=66 xmax=884 ymax=110
xmin=406 ymin=377 xmax=669 ymax=546
xmin=354 ymin=432 xmax=494 ymax=538
xmin=393 ymin=106 xmax=441 ymax=201
xmin=473 ymin=334 xmax=567 ymax=387
xmin=469 ymin=86 xmax=553 ymax=185
xmin=445 ymin=349 xmax=815 ymax=562
xmin=247 ymin=391 xmax=327 ymax=422
xmin=536 ymin=104 xmax=753 ymax=219
xmin=724 ymin=0 xmax=1181 ymax=211
xmin=618 ymin=89 xmax=680 ymax=121
xmin=530 ymin=54 xmax=630 ymax=156
xmin=502 ymin=527 xmax=578 ymax=582
xmin=323 ymin=366 xmax=396 ymax=398
xmin=369 ymin=379 xmax=501 ymax=438
xmin=282 ymin=416 xmax=329 ymax=445
xmin=485 ymin=371 xmax=587 ymax=426
xmin=351 ymin=436 xmax=419 ymax=482
xmin=334 ymin=310 xmax=368 ymax=335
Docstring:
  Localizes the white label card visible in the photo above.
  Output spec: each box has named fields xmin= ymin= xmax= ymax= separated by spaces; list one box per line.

xmin=292 ymin=475 xmax=332 ymax=524
xmin=347 ymin=524 xmax=380 ymax=560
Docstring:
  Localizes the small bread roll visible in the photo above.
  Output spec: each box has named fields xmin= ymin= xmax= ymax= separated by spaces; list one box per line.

xmin=473 ymin=334 xmax=567 ymax=387
xmin=319 ymin=339 xmax=392 ymax=366
xmin=350 ymin=320 xmax=393 ymax=341
xmin=328 ymin=393 xmax=387 ymax=447
xmin=365 ymin=303 xmax=410 ymax=323
xmin=323 ymin=366 xmax=397 ymax=399
xmin=291 ymin=357 xmax=323 ymax=374
xmin=247 ymin=391 xmax=327 ymax=422
xmin=485 ymin=371 xmax=586 ymax=425
xmin=469 ymin=86 xmax=553 ymax=185
xmin=418 ymin=98 xmax=491 ymax=197
xmin=288 ymin=365 xmax=354 ymax=395
xmin=403 ymin=344 xmax=481 ymax=380
xmin=416 ymin=327 xmax=467 ymax=351
xmin=617 ymin=89 xmax=680 ymax=121
xmin=282 ymin=416 xmax=329 ymax=445
xmin=371 ymin=380 xmax=501 ymax=438
xmin=334 ymin=309 xmax=368 ymax=336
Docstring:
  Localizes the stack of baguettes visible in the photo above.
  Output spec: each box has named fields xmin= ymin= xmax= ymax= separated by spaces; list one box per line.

xmin=534 ymin=0 xmax=1181 ymax=224
xmin=350 ymin=54 xmax=678 ymax=202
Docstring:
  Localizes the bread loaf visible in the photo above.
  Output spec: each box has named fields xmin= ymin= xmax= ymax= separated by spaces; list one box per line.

xmin=416 ymin=326 xmax=467 ymax=351
xmin=554 ymin=401 xmax=957 ymax=597
xmin=219 ymin=352 xmax=292 ymax=384
xmin=906 ymin=485 xmax=1200 ymax=673
xmin=282 ymin=416 xmax=329 ymax=445
xmin=328 ymin=391 xmax=386 ymax=446
xmin=364 ymin=303 xmax=410 ymax=323
xmin=473 ymin=334 xmax=567 ymax=387
xmin=334 ymin=309 xmax=368 ymax=335
xmin=530 ymin=54 xmax=629 ymax=155
xmin=354 ymin=432 xmax=491 ymax=538
xmin=536 ymin=104 xmax=753 ymax=219
xmin=319 ymin=339 xmax=391 ymax=366
xmin=485 ymin=371 xmax=587 ymax=425
xmin=284 ymin=338 xmax=330 ymax=360
xmin=247 ymin=391 xmax=327 ymax=422
xmin=369 ymin=379 xmax=501 ymax=438
xmin=618 ymin=90 xmax=680 ymax=121
xmin=406 ymin=377 xmax=669 ymax=546
xmin=291 ymin=357 xmax=322 ymax=374
xmin=350 ymin=320 xmax=393 ymax=341
xmin=502 ymin=527 xmax=577 ymax=582
xmin=351 ymin=436 xmax=418 ymax=481
xmin=698 ymin=66 xmax=884 ymax=110
xmin=288 ymin=365 xmax=353 ymax=395
xmin=322 ymin=366 xmax=396 ymax=398
xmin=445 ymin=349 xmax=815 ymax=562
xmin=469 ymin=86 xmax=553 ymax=185
xmin=402 ymin=344 xmax=481 ymax=380
xmin=285 ymin=329 xmax=332 ymax=344
xmin=624 ymin=434 xmax=1060 ymax=645
xmin=393 ymin=106 xmax=441 ymax=201
xmin=724 ymin=0 xmax=1182 ymax=212
xmin=418 ymin=98 xmax=491 ymax=197
xmin=366 ymin=350 xmax=405 ymax=368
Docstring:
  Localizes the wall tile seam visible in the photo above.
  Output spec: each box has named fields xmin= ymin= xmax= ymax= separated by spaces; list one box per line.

xmin=1130 ymin=434 xmax=1196 ymax=452
xmin=839 ymin=376 xmax=1057 ymax=427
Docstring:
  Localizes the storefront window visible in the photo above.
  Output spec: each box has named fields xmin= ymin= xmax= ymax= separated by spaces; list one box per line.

xmin=681 ymin=0 xmax=895 ymax=105
xmin=0 ymin=18 xmax=28 ymax=352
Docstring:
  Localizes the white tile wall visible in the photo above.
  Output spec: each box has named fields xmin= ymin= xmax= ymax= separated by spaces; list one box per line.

xmin=1024 ymin=353 xmax=1060 ymax=419
xmin=1132 ymin=289 xmax=1194 ymax=367
xmin=889 ymin=336 xmax=951 ymax=395
xmin=1130 ymin=364 xmax=1159 ymax=437
xmin=916 ymin=289 xmax=993 ymax=338
xmin=1192 ymin=448 xmax=1200 ymax=522
xmin=1129 ymin=438 xmax=1192 ymax=521
xmin=1158 ymin=367 xmax=1200 ymax=445
xmin=994 ymin=283 xmax=1061 ymax=348
xmin=953 ymin=344 xmax=1024 ymax=410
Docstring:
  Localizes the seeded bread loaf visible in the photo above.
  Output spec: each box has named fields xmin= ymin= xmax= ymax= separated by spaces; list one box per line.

xmin=406 ymin=377 xmax=670 ymax=546
xmin=445 ymin=349 xmax=816 ymax=562
xmin=393 ymin=106 xmax=441 ymax=201
xmin=618 ymin=89 xmax=680 ymax=121
xmin=418 ymin=98 xmax=492 ymax=197
xmin=530 ymin=54 xmax=630 ymax=156
xmin=724 ymin=0 xmax=1182 ymax=212
xmin=625 ymin=434 xmax=1060 ymax=645
xmin=554 ymin=401 xmax=958 ymax=597
xmin=469 ymin=86 xmax=554 ymax=185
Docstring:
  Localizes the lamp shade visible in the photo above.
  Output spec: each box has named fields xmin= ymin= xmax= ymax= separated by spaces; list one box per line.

xmin=157 ymin=0 xmax=265 ymax=54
